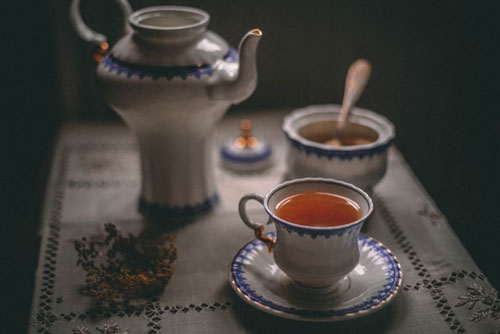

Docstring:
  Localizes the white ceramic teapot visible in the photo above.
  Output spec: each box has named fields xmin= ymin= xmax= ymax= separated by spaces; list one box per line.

xmin=71 ymin=1 xmax=262 ymax=219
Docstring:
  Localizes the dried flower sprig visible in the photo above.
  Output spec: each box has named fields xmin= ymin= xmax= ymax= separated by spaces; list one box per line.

xmin=74 ymin=223 xmax=177 ymax=302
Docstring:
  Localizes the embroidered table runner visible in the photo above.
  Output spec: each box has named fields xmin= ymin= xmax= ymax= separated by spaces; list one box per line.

xmin=29 ymin=110 xmax=499 ymax=333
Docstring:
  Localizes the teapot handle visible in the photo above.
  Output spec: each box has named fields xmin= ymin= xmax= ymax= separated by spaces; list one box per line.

xmin=70 ymin=0 xmax=132 ymax=60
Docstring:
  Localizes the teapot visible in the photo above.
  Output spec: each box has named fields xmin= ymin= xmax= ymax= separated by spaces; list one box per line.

xmin=70 ymin=1 xmax=262 ymax=219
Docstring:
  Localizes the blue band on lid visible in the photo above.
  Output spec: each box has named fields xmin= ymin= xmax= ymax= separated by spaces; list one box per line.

xmin=220 ymin=144 xmax=272 ymax=163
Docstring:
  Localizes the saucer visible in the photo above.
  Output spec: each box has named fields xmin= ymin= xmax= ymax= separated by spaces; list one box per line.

xmin=229 ymin=233 xmax=402 ymax=322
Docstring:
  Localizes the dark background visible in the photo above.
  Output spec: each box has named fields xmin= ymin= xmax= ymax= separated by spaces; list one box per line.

xmin=2 ymin=0 xmax=499 ymax=332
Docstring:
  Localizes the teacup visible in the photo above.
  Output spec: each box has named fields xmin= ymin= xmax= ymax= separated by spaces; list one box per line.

xmin=282 ymin=104 xmax=395 ymax=191
xmin=238 ymin=177 xmax=373 ymax=295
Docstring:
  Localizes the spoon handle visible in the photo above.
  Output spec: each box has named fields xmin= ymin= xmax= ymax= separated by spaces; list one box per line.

xmin=337 ymin=59 xmax=372 ymax=130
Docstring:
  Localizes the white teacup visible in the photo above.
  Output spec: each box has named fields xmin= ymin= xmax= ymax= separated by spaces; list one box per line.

xmin=238 ymin=178 xmax=373 ymax=294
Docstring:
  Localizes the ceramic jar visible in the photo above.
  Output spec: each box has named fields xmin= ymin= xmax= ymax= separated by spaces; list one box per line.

xmin=282 ymin=105 xmax=395 ymax=192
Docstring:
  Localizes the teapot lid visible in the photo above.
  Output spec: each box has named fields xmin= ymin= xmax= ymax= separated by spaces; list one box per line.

xmin=220 ymin=120 xmax=273 ymax=173
xmin=111 ymin=6 xmax=230 ymax=67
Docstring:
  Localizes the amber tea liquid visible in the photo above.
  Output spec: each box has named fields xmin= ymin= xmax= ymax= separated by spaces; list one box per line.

xmin=275 ymin=191 xmax=361 ymax=227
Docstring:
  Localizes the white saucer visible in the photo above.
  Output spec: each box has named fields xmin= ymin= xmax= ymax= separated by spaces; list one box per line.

xmin=229 ymin=233 xmax=402 ymax=322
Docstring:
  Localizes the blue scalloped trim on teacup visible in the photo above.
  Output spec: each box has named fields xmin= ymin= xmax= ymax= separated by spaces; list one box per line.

xmin=230 ymin=233 xmax=402 ymax=318
xmin=284 ymin=133 xmax=393 ymax=161
xmin=102 ymin=48 xmax=238 ymax=81
xmin=138 ymin=193 xmax=219 ymax=219
xmin=274 ymin=218 xmax=363 ymax=239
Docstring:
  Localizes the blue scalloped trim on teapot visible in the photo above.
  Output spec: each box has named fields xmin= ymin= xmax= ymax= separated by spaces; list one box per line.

xmin=230 ymin=233 xmax=402 ymax=317
xmin=138 ymin=193 xmax=219 ymax=219
xmin=102 ymin=48 xmax=238 ymax=81
xmin=284 ymin=133 xmax=393 ymax=161
xmin=274 ymin=218 xmax=363 ymax=238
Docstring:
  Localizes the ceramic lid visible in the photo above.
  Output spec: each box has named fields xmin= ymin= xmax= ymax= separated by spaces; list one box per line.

xmin=220 ymin=120 xmax=272 ymax=172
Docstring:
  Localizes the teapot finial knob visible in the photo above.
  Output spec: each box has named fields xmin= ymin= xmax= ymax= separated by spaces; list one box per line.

xmin=235 ymin=119 xmax=258 ymax=149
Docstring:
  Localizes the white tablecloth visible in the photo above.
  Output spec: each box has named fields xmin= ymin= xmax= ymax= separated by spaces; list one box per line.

xmin=29 ymin=110 xmax=499 ymax=333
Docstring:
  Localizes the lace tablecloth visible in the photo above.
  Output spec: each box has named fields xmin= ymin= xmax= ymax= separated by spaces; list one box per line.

xmin=29 ymin=110 xmax=499 ymax=333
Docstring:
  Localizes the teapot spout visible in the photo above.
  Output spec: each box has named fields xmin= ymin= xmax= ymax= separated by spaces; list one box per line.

xmin=207 ymin=29 xmax=262 ymax=104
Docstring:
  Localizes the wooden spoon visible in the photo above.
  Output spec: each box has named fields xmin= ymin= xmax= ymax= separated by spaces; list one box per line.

xmin=325 ymin=59 xmax=372 ymax=146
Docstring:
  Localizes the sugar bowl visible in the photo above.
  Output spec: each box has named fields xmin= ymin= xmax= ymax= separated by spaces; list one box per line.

xmin=282 ymin=104 xmax=395 ymax=191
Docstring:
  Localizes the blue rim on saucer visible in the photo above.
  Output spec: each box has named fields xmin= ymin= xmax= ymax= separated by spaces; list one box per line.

xmin=229 ymin=233 xmax=403 ymax=322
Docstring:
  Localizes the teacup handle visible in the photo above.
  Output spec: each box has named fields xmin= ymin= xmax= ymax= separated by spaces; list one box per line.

xmin=238 ymin=194 xmax=276 ymax=252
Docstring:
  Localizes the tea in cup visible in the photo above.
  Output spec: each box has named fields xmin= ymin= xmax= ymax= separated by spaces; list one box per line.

xmin=238 ymin=177 xmax=373 ymax=295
